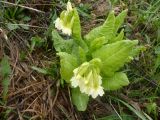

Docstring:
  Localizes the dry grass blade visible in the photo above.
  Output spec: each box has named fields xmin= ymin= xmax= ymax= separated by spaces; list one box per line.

xmin=0 ymin=1 xmax=45 ymax=13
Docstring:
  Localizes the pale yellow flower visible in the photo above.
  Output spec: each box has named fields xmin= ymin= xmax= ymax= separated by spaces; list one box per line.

xmin=55 ymin=1 xmax=74 ymax=36
xmin=70 ymin=60 xmax=104 ymax=98
xmin=55 ymin=18 xmax=72 ymax=35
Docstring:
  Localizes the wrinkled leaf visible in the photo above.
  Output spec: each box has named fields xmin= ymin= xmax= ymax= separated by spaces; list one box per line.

xmin=90 ymin=58 xmax=102 ymax=69
xmin=52 ymin=30 xmax=73 ymax=53
xmin=90 ymin=36 xmax=105 ymax=52
xmin=72 ymin=8 xmax=82 ymax=41
xmin=72 ymin=8 xmax=88 ymax=50
xmin=57 ymin=52 xmax=78 ymax=82
xmin=78 ymin=47 xmax=87 ymax=63
xmin=85 ymin=11 xmax=115 ymax=44
xmin=92 ymin=40 xmax=138 ymax=76
xmin=69 ymin=43 xmax=87 ymax=65
xmin=102 ymin=72 xmax=129 ymax=90
xmin=71 ymin=88 xmax=89 ymax=111
xmin=114 ymin=9 xmax=127 ymax=34
xmin=110 ymin=29 xmax=124 ymax=43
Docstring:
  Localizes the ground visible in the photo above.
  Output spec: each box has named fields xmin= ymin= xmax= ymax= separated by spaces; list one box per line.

xmin=0 ymin=0 xmax=160 ymax=120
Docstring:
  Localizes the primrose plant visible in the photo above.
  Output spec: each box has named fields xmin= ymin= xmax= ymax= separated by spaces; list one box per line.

xmin=52 ymin=1 xmax=140 ymax=111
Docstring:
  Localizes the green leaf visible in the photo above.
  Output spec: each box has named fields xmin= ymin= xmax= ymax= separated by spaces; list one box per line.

xmin=90 ymin=36 xmax=105 ymax=52
xmin=85 ymin=11 xmax=115 ymax=44
xmin=7 ymin=23 xmax=19 ymax=30
xmin=57 ymin=52 xmax=78 ymax=82
xmin=0 ymin=56 xmax=11 ymax=100
xmin=1 ymin=56 xmax=11 ymax=77
xmin=2 ymin=77 xmax=10 ymax=100
xmin=110 ymin=29 xmax=124 ymax=43
xmin=52 ymin=30 xmax=73 ymax=53
xmin=90 ymin=58 xmax=102 ymax=69
xmin=78 ymin=47 xmax=87 ymax=63
xmin=102 ymin=72 xmax=129 ymax=90
xmin=72 ymin=8 xmax=82 ymax=41
xmin=30 ymin=36 xmax=44 ymax=52
xmin=31 ymin=66 xmax=48 ymax=75
xmin=92 ymin=40 xmax=138 ymax=76
xmin=114 ymin=9 xmax=127 ymax=34
xmin=72 ymin=8 xmax=88 ymax=50
xmin=69 ymin=44 xmax=87 ymax=65
xmin=71 ymin=88 xmax=89 ymax=111
xmin=146 ymin=103 xmax=157 ymax=115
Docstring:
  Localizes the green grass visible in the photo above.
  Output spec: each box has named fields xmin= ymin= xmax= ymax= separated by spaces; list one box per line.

xmin=106 ymin=0 xmax=160 ymax=119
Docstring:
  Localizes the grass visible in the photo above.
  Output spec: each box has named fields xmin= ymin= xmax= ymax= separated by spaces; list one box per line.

xmin=0 ymin=0 xmax=160 ymax=119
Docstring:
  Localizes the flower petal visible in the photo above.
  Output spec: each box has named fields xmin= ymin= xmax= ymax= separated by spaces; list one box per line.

xmin=55 ymin=18 xmax=63 ymax=30
xmin=62 ymin=27 xmax=72 ymax=36
xmin=71 ymin=76 xmax=78 ymax=87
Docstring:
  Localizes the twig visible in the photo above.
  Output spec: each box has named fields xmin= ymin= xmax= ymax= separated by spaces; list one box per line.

xmin=109 ymin=99 xmax=123 ymax=120
xmin=48 ymin=82 xmax=59 ymax=114
xmin=0 ymin=1 xmax=45 ymax=14
xmin=0 ymin=22 xmax=47 ymax=29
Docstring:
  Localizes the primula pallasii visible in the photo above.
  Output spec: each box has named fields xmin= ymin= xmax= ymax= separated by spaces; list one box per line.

xmin=70 ymin=58 xmax=104 ymax=98
xmin=55 ymin=1 xmax=74 ymax=36
xmin=52 ymin=3 xmax=141 ymax=111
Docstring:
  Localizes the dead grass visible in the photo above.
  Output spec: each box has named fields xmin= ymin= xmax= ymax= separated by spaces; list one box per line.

xmin=2 ymin=0 xmax=159 ymax=119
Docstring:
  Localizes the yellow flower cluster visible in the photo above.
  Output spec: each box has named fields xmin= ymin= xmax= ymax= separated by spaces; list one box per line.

xmin=71 ymin=61 xmax=104 ymax=98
